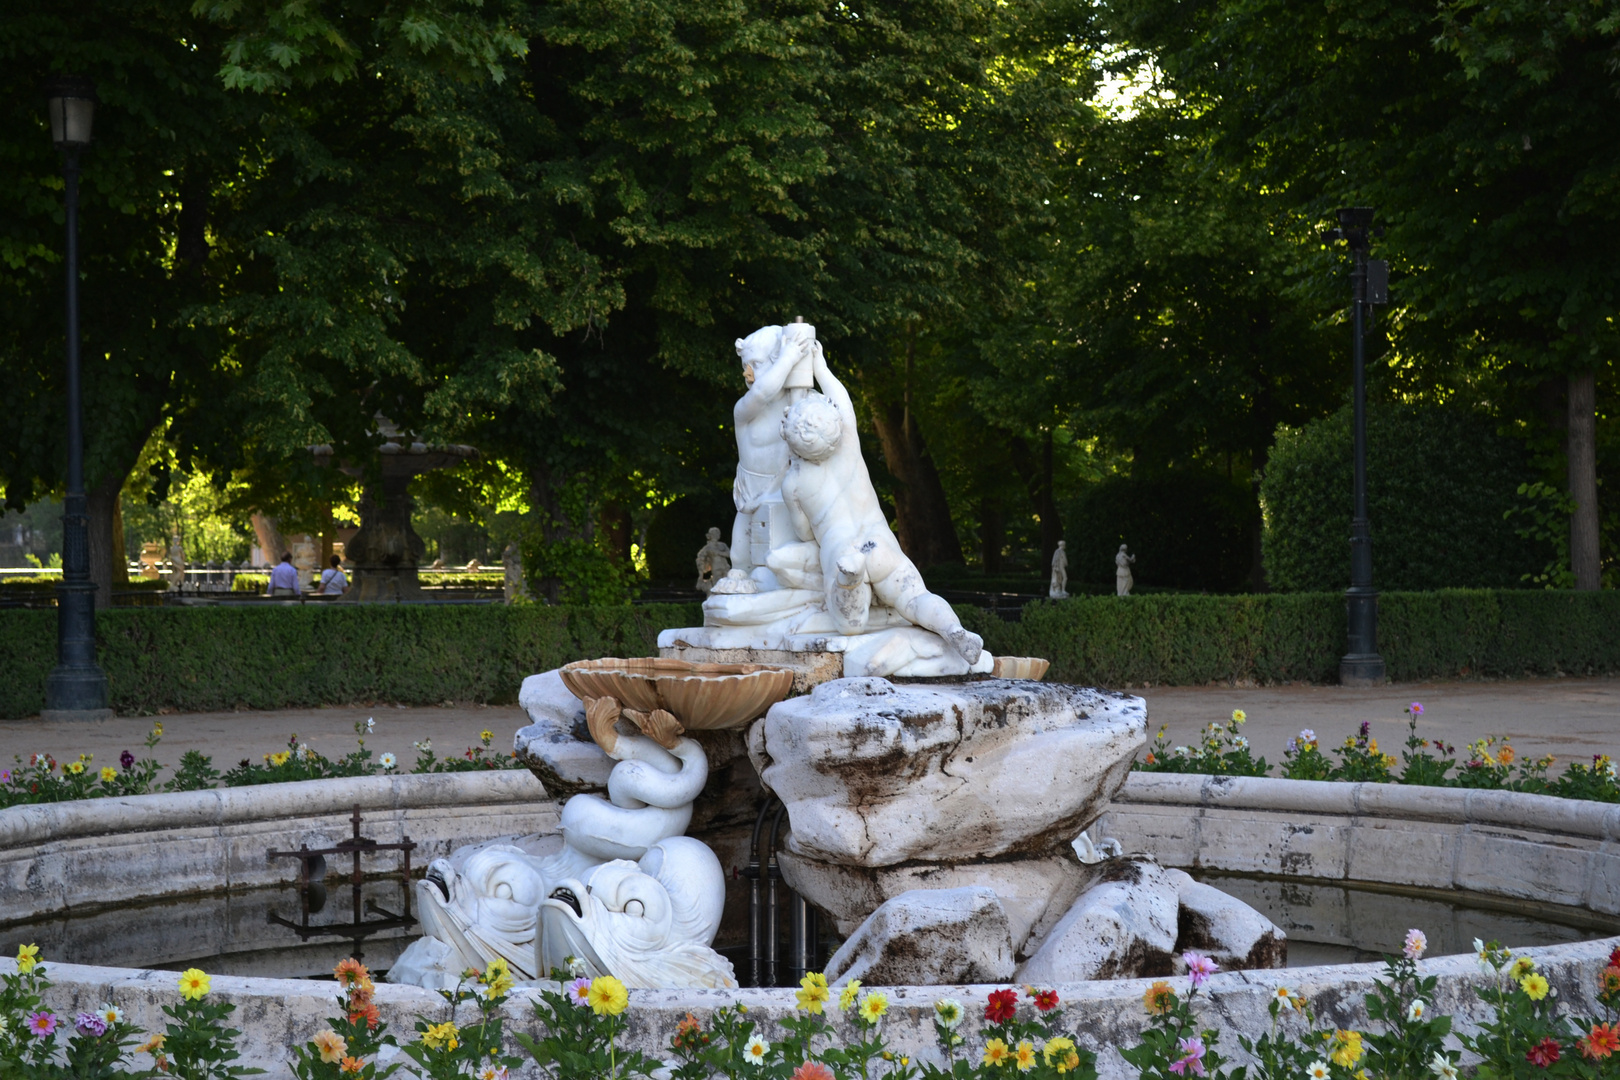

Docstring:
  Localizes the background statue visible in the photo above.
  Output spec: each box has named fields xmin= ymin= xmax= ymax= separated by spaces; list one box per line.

xmin=1116 ymin=544 xmax=1136 ymax=597
xmin=776 ymin=345 xmax=982 ymax=664
xmin=1049 ymin=540 xmax=1069 ymax=599
xmin=693 ymin=527 xmax=731 ymax=594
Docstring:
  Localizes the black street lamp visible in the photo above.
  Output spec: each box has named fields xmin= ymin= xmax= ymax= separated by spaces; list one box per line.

xmin=1325 ymin=207 xmax=1388 ymax=687
xmin=42 ymin=75 xmax=111 ymax=721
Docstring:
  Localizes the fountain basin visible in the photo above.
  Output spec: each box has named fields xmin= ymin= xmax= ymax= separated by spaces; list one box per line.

xmin=559 ymin=657 xmax=794 ymax=730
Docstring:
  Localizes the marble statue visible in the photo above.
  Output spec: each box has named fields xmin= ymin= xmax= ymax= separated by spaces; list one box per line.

xmin=1115 ymin=544 xmax=1136 ymax=597
xmin=390 ymin=693 xmax=734 ymax=990
xmin=694 ymin=528 xmax=731 ymax=594
xmin=502 ymin=542 xmax=530 ymax=603
xmin=167 ymin=536 xmax=186 ymax=592
xmin=663 ymin=322 xmax=991 ymax=679
xmin=1049 ymin=541 xmax=1068 ymax=600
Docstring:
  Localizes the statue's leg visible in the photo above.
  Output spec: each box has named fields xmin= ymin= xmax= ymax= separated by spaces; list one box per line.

xmin=731 ymin=511 xmax=752 ymax=571
xmin=827 ymin=546 xmax=873 ymax=634
xmin=868 ymin=545 xmax=983 ymax=662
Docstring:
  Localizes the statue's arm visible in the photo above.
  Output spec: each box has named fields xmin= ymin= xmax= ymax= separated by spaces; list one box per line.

xmin=811 ymin=343 xmax=856 ymax=426
xmin=735 ymin=341 xmax=803 ymax=422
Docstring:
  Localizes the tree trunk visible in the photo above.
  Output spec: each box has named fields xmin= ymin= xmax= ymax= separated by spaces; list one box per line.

xmin=868 ymin=400 xmax=963 ymax=569
xmin=251 ymin=512 xmax=288 ymax=567
xmin=600 ymin=503 xmax=633 ymax=567
xmin=978 ymin=495 xmax=1004 ymax=575
xmin=1568 ymin=369 xmax=1601 ymax=590
xmin=86 ymin=470 xmax=124 ymax=610
xmin=1009 ymin=433 xmax=1063 ymax=573
xmin=1248 ymin=445 xmax=1269 ymax=592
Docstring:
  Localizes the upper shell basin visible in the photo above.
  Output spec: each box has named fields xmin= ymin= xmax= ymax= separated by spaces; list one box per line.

xmin=559 ymin=657 xmax=795 ymax=730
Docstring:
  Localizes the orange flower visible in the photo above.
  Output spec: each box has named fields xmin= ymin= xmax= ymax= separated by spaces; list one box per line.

xmin=673 ymin=1012 xmax=704 ymax=1051
xmin=1145 ymin=752 xmax=1157 ymax=765
xmin=1599 ymin=966 xmax=1620 ymax=995
xmin=1143 ymin=980 xmax=1175 ymax=1016
xmin=348 ymin=1000 xmax=380 ymax=1030
xmin=1579 ymin=1022 xmax=1620 ymax=1060
xmin=334 ymin=958 xmax=371 ymax=990
xmin=339 ymin=1056 xmax=365 ymax=1074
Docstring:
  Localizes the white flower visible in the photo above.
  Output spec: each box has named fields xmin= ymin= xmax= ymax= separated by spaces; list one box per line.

xmin=379 ymin=753 xmax=397 ymax=770
xmin=567 ymin=955 xmax=587 ymax=977
xmin=1233 ymin=735 xmax=1250 ymax=750
xmin=1174 ymin=746 xmax=1190 ymax=756
xmin=1403 ymin=928 xmax=1427 ymax=960
xmin=1272 ymin=987 xmax=1297 ymax=1011
xmin=743 ymin=1034 xmax=769 ymax=1065
xmin=1300 ymin=729 xmax=1316 ymax=742
xmin=97 ymin=1003 xmax=122 ymax=1025
xmin=414 ymin=739 xmax=432 ymax=752
xmin=1429 ymin=1053 xmax=1458 ymax=1080
xmin=476 ymin=1067 xmax=509 ymax=1080
xmin=933 ymin=998 xmax=965 ymax=1030
xmin=1306 ymin=1061 xmax=1331 ymax=1080
xmin=365 ymin=717 xmax=375 ymax=733
xmin=297 ymin=743 xmax=314 ymax=760
xmin=1407 ymin=999 xmax=1427 ymax=1021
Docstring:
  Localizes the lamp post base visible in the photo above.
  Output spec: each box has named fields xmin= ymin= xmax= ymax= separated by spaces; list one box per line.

xmin=1338 ymin=653 xmax=1386 ymax=687
xmin=44 ymin=664 xmax=110 ymax=717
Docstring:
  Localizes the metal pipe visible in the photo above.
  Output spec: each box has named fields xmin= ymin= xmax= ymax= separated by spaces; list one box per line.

xmin=765 ymin=801 xmax=789 ymax=986
xmin=745 ymin=798 xmax=774 ymax=986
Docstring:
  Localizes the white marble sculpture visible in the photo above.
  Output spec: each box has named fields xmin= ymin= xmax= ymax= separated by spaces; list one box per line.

xmin=694 ymin=528 xmax=731 ymax=594
xmin=1049 ymin=540 xmax=1068 ymax=599
xmin=1116 ymin=544 xmax=1136 ymax=597
xmin=391 ymin=686 xmax=734 ymax=990
xmin=662 ymin=322 xmax=990 ymax=679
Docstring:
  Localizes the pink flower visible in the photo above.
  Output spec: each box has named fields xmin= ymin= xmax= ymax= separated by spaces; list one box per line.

xmin=1403 ymin=928 xmax=1427 ymax=960
xmin=74 ymin=1012 xmax=108 ymax=1037
xmin=1183 ymin=952 xmax=1219 ymax=989
xmin=565 ymin=977 xmax=592 ymax=1006
xmin=1169 ymin=1036 xmax=1207 ymax=1076
xmin=791 ymin=1063 xmax=835 ymax=1080
xmin=1526 ymin=1037 xmax=1561 ymax=1068
xmin=1409 ymin=702 xmax=1423 ymax=716
xmin=26 ymin=1011 xmax=58 ymax=1038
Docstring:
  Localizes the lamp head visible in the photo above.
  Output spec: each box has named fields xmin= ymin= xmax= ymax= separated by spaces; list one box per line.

xmin=1332 ymin=206 xmax=1376 ymax=251
xmin=44 ymin=76 xmax=97 ymax=150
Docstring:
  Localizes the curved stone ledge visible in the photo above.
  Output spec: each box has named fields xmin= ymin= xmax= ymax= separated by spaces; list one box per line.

xmin=1104 ymin=773 xmax=1620 ymax=915
xmin=0 ymin=771 xmax=557 ymax=922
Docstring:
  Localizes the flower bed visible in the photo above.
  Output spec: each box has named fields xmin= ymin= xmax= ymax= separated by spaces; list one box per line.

xmin=3 ymin=935 xmax=1617 ymax=1079
xmin=1135 ymin=704 xmax=1620 ymax=803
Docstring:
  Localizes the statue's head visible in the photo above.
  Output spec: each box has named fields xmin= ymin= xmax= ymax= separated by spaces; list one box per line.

xmin=706 ymin=527 xmax=721 ymax=541
xmin=735 ymin=325 xmax=784 ymax=387
xmin=782 ymin=395 xmax=842 ymax=463
xmin=1119 ymin=544 xmax=1128 ymax=552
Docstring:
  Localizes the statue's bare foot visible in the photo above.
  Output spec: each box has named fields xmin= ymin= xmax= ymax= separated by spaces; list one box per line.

xmin=946 ymin=626 xmax=983 ymax=664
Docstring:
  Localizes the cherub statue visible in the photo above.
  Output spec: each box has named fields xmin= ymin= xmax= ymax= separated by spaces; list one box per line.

xmin=694 ymin=527 xmax=731 ymax=594
xmin=730 ymin=323 xmax=813 ymax=570
xmin=775 ymin=344 xmax=982 ymax=664
xmin=1116 ymin=544 xmax=1136 ymax=597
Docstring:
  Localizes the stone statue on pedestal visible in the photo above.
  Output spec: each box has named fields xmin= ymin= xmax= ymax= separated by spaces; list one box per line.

xmin=693 ymin=528 xmax=731 ymax=594
xmin=166 ymin=536 xmax=186 ymax=593
xmin=1049 ymin=540 xmax=1068 ymax=599
xmin=1116 ymin=544 xmax=1136 ymax=597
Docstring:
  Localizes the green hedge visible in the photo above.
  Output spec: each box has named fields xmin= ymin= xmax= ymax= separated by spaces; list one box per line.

xmin=966 ymin=589 xmax=1620 ymax=686
xmin=0 ymin=603 xmax=701 ymax=720
xmin=2 ymin=591 xmax=1616 ymax=718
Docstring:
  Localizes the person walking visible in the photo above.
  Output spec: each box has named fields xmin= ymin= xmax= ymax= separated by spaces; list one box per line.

xmin=267 ymin=552 xmax=301 ymax=596
xmin=318 ymin=554 xmax=348 ymax=595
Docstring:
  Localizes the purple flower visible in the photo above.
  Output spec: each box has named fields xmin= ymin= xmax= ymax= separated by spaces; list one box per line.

xmin=0 ymin=768 xmax=10 ymax=784
xmin=1285 ymin=738 xmax=1298 ymax=754
xmin=565 ymin=976 xmax=592 ymax=1006
xmin=1358 ymin=721 xmax=1370 ymax=737
xmin=1182 ymin=952 xmax=1219 ymax=989
xmin=120 ymin=750 xmax=135 ymax=770
xmin=1169 ymin=1036 xmax=1207 ymax=1076
xmin=74 ymin=1012 xmax=108 ymax=1037
xmin=1409 ymin=702 xmax=1423 ymax=717
xmin=26 ymin=1010 xmax=58 ymax=1038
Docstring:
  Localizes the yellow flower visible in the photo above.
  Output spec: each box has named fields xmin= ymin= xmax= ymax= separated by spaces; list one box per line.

xmin=839 ymin=979 xmax=862 ymax=1011
xmin=67 ymin=760 xmax=84 ymax=775
xmin=1508 ymin=956 xmax=1536 ymax=979
xmin=1232 ymin=709 xmax=1247 ymax=724
xmin=482 ymin=956 xmax=513 ymax=998
xmin=1520 ymin=973 xmax=1550 ymax=1001
xmin=1143 ymin=980 xmax=1175 ymax=1015
xmin=136 ymin=1033 xmax=165 ymax=1054
xmin=858 ymin=992 xmax=888 ymax=1023
xmin=270 ymin=750 xmax=291 ymax=767
xmin=153 ymin=722 xmax=163 ymax=737
xmin=422 ymin=1021 xmax=459 ymax=1051
xmin=312 ymin=1029 xmax=347 ymax=1063
xmin=1014 ymin=1041 xmax=1037 ymax=1071
xmin=588 ymin=975 xmax=629 ymax=1016
xmin=15 ymin=943 xmax=40 ymax=973
xmin=983 ymin=1038 xmax=1012 ymax=1067
xmin=1330 ymin=1030 xmax=1364 ymax=1068
xmin=795 ymin=972 xmax=831 ymax=1014
xmin=1044 ymin=1036 xmax=1076 ymax=1065
xmin=178 ymin=968 xmax=211 ymax=1001
xmin=480 ymin=729 xmax=494 ymax=743
xmin=100 ymin=766 xmax=117 ymax=782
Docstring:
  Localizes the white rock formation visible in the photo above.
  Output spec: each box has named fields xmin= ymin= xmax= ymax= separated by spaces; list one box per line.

xmin=1015 ymin=858 xmax=1180 ymax=984
xmin=823 ymin=887 xmax=1016 ymax=986
xmin=514 ymin=670 xmax=612 ymax=796
xmin=750 ymin=677 xmax=1146 ymax=865
xmin=1165 ymin=868 xmax=1288 ymax=971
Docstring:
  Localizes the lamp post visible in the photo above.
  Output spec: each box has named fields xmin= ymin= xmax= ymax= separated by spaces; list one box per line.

xmin=1325 ymin=207 xmax=1387 ymax=687
xmin=42 ymin=75 xmax=111 ymax=722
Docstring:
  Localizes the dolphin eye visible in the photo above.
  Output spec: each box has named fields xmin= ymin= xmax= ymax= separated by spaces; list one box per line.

xmin=624 ymin=899 xmax=645 ymax=917
xmin=494 ymin=883 xmax=513 ymax=900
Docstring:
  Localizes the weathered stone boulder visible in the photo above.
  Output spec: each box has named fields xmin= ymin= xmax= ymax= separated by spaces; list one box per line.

xmin=749 ymin=677 xmax=1146 ymax=866
xmin=1166 ymin=869 xmax=1287 ymax=972
xmin=823 ymin=887 xmax=1017 ymax=986
xmin=1015 ymin=858 xmax=1180 ymax=983
xmin=515 ymin=671 xmax=611 ymax=797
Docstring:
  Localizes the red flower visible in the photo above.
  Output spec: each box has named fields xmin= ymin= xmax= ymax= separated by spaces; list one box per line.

xmin=1608 ymin=946 xmax=1620 ymax=968
xmin=984 ymin=988 xmax=1018 ymax=1023
xmin=1032 ymin=988 xmax=1060 ymax=1012
xmin=1526 ymin=1038 xmax=1561 ymax=1068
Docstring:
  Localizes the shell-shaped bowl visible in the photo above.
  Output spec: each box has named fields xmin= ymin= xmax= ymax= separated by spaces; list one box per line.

xmin=559 ymin=658 xmax=795 ymax=730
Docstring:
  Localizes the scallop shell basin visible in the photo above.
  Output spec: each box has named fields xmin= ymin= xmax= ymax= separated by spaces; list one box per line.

xmin=559 ymin=658 xmax=795 ymax=730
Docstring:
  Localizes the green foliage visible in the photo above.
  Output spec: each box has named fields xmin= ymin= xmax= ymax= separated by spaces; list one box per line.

xmin=1066 ymin=471 xmax=1257 ymax=592
xmin=1261 ymin=404 xmax=1541 ymax=592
